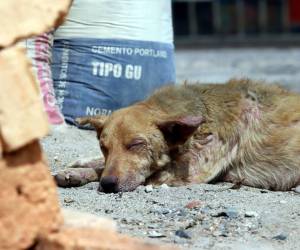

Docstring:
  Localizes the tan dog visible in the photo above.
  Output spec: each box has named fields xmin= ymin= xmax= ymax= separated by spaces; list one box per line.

xmin=55 ymin=79 xmax=300 ymax=193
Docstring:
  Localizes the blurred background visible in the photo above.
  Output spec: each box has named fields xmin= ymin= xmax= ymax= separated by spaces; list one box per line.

xmin=172 ymin=0 xmax=300 ymax=92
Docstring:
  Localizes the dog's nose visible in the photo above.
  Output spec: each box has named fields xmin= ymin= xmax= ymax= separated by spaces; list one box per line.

xmin=99 ymin=176 xmax=119 ymax=193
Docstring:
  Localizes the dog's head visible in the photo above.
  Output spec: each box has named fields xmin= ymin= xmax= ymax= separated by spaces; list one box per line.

xmin=77 ymin=104 xmax=204 ymax=193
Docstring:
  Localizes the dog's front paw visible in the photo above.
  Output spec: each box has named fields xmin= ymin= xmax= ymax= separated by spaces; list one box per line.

xmin=54 ymin=167 xmax=101 ymax=187
xmin=68 ymin=157 xmax=104 ymax=169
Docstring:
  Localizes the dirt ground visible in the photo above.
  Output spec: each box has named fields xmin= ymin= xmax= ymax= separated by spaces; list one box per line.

xmin=42 ymin=48 xmax=300 ymax=250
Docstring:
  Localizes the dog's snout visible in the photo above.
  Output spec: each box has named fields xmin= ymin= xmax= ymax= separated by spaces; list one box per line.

xmin=99 ymin=175 xmax=119 ymax=193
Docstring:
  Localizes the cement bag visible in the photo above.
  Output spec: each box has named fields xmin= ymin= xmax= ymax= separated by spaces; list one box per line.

xmin=52 ymin=0 xmax=175 ymax=125
xmin=22 ymin=33 xmax=65 ymax=124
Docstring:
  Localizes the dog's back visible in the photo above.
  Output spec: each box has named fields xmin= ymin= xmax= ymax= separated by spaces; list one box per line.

xmin=145 ymin=79 xmax=300 ymax=190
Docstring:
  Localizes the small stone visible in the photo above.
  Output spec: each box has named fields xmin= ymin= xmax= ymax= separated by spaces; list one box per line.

xmin=64 ymin=197 xmax=74 ymax=203
xmin=160 ymin=184 xmax=169 ymax=189
xmin=145 ymin=185 xmax=153 ymax=193
xmin=121 ymin=218 xmax=128 ymax=224
xmin=260 ymin=190 xmax=268 ymax=193
xmin=148 ymin=230 xmax=166 ymax=238
xmin=293 ymin=186 xmax=300 ymax=193
xmin=212 ymin=208 xmax=238 ymax=218
xmin=161 ymin=209 xmax=171 ymax=215
xmin=279 ymin=200 xmax=287 ymax=204
xmin=175 ymin=230 xmax=191 ymax=239
xmin=185 ymin=200 xmax=202 ymax=209
xmin=245 ymin=211 xmax=259 ymax=218
xmin=147 ymin=224 xmax=158 ymax=229
xmin=176 ymin=209 xmax=187 ymax=217
xmin=104 ymin=209 xmax=113 ymax=214
xmin=272 ymin=233 xmax=288 ymax=240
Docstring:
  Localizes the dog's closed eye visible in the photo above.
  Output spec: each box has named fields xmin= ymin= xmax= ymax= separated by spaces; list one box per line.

xmin=126 ymin=138 xmax=146 ymax=151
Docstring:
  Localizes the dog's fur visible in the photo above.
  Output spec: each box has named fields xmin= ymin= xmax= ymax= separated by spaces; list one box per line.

xmin=70 ymin=79 xmax=300 ymax=192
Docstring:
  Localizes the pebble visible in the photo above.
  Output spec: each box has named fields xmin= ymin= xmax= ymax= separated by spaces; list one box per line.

xmin=175 ymin=229 xmax=192 ymax=239
xmin=293 ymin=186 xmax=300 ymax=193
xmin=178 ymin=210 xmax=188 ymax=217
xmin=212 ymin=208 xmax=239 ymax=218
xmin=272 ymin=233 xmax=288 ymax=241
xmin=145 ymin=185 xmax=153 ymax=193
xmin=104 ymin=209 xmax=113 ymax=214
xmin=185 ymin=200 xmax=202 ymax=209
xmin=160 ymin=184 xmax=169 ymax=189
xmin=148 ymin=230 xmax=166 ymax=238
xmin=279 ymin=200 xmax=287 ymax=204
xmin=161 ymin=208 xmax=171 ymax=215
xmin=260 ymin=190 xmax=268 ymax=193
xmin=150 ymin=208 xmax=171 ymax=215
xmin=64 ymin=197 xmax=74 ymax=203
xmin=121 ymin=218 xmax=129 ymax=224
xmin=147 ymin=224 xmax=158 ymax=229
xmin=245 ymin=211 xmax=259 ymax=218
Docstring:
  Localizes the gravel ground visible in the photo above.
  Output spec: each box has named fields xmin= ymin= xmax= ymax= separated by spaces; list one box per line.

xmin=42 ymin=48 xmax=300 ymax=250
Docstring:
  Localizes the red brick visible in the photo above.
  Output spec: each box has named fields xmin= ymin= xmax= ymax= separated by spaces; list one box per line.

xmin=0 ymin=141 xmax=62 ymax=250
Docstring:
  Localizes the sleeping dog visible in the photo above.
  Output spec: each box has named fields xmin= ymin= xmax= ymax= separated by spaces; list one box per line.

xmin=55 ymin=79 xmax=300 ymax=193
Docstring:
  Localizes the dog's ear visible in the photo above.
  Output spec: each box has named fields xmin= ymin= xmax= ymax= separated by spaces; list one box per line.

xmin=76 ymin=116 xmax=107 ymax=137
xmin=157 ymin=115 xmax=205 ymax=146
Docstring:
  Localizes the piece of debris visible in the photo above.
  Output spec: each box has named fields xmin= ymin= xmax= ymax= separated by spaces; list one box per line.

xmin=64 ymin=197 xmax=75 ymax=204
xmin=260 ymin=190 xmax=269 ymax=193
xmin=272 ymin=233 xmax=288 ymax=241
xmin=145 ymin=185 xmax=154 ymax=193
xmin=279 ymin=200 xmax=287 ymax=204
xmin=160 ymin=184 xmax=170 ymax=189
xmin=293 ymin=186 xmax=300 ymax=193
xmin=185 ymin=200 xmax=202 ymax=209
xmin=148 ymin=231 xmax=166 ymax=238
xmin=245 ymin=211 xmax=259 ymax=218
xmin=175 ymin=229 xmax=192 ymax=239
xmin=104 ymin=209 xmax=113 ymax=214
xmin=150 ymin=208 xmax=171 ymax=215
xmin=176 ymin=209 xmax=188 ymax=217
xmin=212 ymin=208 xmax=239 ymax=219
xmin=147 ymin=224 xmax=159 ymax=229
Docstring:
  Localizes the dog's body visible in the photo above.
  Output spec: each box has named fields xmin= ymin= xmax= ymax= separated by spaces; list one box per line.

xmin=57 ymin=79 xmax=300 ymax=192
